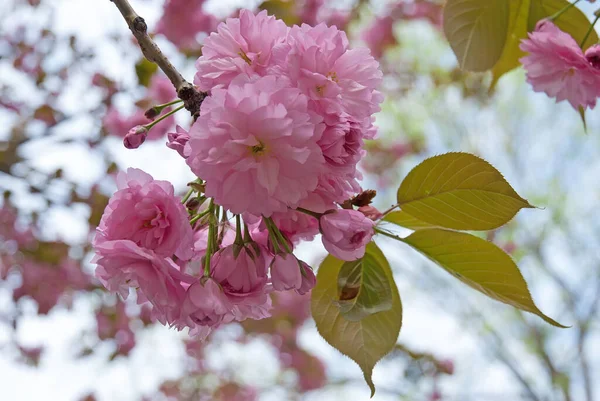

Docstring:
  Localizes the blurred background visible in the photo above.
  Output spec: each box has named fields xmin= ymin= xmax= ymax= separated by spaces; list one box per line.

xmin=1 ymin=0 xmax=600 ymax=400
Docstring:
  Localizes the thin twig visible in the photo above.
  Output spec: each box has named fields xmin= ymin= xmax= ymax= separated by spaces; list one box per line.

xmin=109 ymin=0 xmax=207 ymax=119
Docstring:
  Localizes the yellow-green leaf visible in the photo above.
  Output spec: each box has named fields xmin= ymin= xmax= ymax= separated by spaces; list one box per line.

xmin=397 ymin=152 xmax=533 ymax=231
xmin=337 ymin=253 xmax=393 ymax=322
xmin=383 ymin=210 xmax=439 ymax=230
xmin=443 ymin=0 xmax=510 ymax=71
xmin=528 ymin=0 xmax=599 ymax=50
xmin=312 ymin=243 xmax=402 ymax=396
xmin=259 ymin=0 xmax=299 ymax=26
xmin=403 ymin=229 xmax=566 ymax=327
xmin=135 ymin=58 xmax=158 ymax=87
xmin=490 ymin=0 xmax=531 ymax=90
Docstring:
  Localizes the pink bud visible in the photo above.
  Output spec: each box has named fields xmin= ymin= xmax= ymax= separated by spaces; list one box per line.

xmin=358 ymin=205 xmax=383 ymax=221
xmin=320 ymin=209 xmax=374 ymax=261
xmin=271 ymin=253 xmax=302 ymax=291
xmin=166 ymin=125 xmax=190 ymax=157
xmin=296 ymin=261 xmax=316 ymax=295
xmin=123 ymin=125 xmax=148 ymax=149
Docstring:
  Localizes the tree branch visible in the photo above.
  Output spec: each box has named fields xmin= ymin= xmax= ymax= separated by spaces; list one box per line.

xmin=110 ymin=0 xmax=206 ymax=119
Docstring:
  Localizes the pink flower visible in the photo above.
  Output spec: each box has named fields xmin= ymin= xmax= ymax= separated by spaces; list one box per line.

xmin=270 ymin=253 xmax=303 ymax=291
xmin=320 ymin=209 xmax=374 ymax=261
xmin=272 ymin=23 xmax=383 ymax=121
xmin=186 ymin=75 xmax=325 ymax=216
xmin=361 ymin=16 xmax=396 ymax=59
xmin=93 ymin=240 xmax=188 ymax=325
xmin=123 ymin=125 xmax=147 ymax=149
xmin=194 ymin=9 xmax=288 ymax=91
xmin=156 ymin=0 xmax=218 ymax=50
xmin=95 ymin=168 xmax=194 ymax=260
xmin=210 ymin=243 xmax=271 ymax=320
xmin=166 ymin=125 xmax=190 ymax=157
xmin=519 ymin=21 xmax=600 ymax=110
xmin=180 ymin=277 xmax=233 ymax=338
xmin=297 ymin=261 xmax=316 ymax=295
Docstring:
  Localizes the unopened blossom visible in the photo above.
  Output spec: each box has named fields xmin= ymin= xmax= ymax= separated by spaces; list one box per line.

xmin=520 ymin=21 xmax=600 ymax=110
xmin=271 ymin=253 xmax=303 ymax=291
xmin=320 ymin=209 xmax=374 ymax=260
xmin=358 ymin=205 xmax=383 ymax=220
xmin=166 ymin=125 xmax=190 ymax=157
xmin=93 ymin=240 xmax=188 ymax=325
xmin=272 ymin=22 xmax=383 ymax=121
xmin=186 ymin=75 xmax=325 ymax=216
xmin=297 ymin=261 xmax=316 ymax=295
xmin=123 ymin=125 xmax=147 ymax=149
xmin=194 ymin=9 xmax=288 ymax=90
xmin=210 ymin=243 xmax=271 ymax=321
xmin=95 ymin=168 xmax=194 ymax=260
xmin=180 ymin=277 xmax=233 ymax=339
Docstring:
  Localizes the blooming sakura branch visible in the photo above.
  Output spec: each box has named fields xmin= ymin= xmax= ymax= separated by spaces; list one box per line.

xmin=99 ymin=3 xmax=569 ymax=395
xmin=94 ymin=10 xmax=382 ymax=339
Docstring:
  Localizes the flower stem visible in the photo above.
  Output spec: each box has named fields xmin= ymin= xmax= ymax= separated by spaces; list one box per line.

xmin=581 ymin=14 xmax=600 ymax=48
xmin=374 ymin=227 xmax=406 ymax=243
xmin=234 ymin=214 xmax=243 ymax=245
xmin=295 ymin=207 xmax=322 ymax=219
xmin=549 ymin=0 xmax=582 ymax=22
xmin=144 ymin=104 xmax=184 ymax=130
xmin=265 ymin=217 xmax=292 ymax=253
xmin=181 ymin=187 xmax=194 ymax=204
xmin=380 ymin=204 xmax=399 ymax=218
xmin=203 ymin=199 xmax=215 ymax=276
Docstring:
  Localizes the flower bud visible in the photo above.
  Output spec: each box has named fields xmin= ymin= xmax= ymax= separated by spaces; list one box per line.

xmin=166 ymin=125 xmax=190 ymax=157
xmin=296 ymin=261 xmax=316 ymax=295
xmin=271 ymin=253 xmax=302 ymax=291
xmin=320 ymin=209 xmax=374 ymax=261
xmin=123 ymin=125 xmax=148 ymax=149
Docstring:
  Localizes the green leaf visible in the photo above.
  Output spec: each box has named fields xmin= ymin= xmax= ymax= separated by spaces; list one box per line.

xmin=403 ymin=229 xmax=566 ymax=327
xmin=397 ymin=152 xmax=534 ymax=231
xmin=443 ymin=0 xmax=511 ymax=71
xmin=337 ymin=253 xmax=393 ymax=322
xmin=383 ymin=210 xmax=439 ymax=230
xmin=529 ymin=0 xmax=599 ymax=50
xmin=312 ymin=243 xmax=402 ymax=396
xmin=135 ymin=58 xmax=158 ymax=87
xmin=490 ymin=0 xmax=531 ymax=90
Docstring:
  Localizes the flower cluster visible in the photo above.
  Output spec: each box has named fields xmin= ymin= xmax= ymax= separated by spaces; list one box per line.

xmin=95 ymin=10 xmax=383 ymax=339
xmin=520 ymin=20 xmax=600 ymax=110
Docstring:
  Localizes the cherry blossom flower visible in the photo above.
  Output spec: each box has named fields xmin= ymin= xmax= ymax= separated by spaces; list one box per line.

xmin=95 ymin=168 xmax=194 ymax=260
xmin=520 ymin=21 xmax=600 ymax=110
xmin=93 ymin=240 xmax=188 ymax=326
xmin=210 ymin=243 xmax=271 ymax=321
xmin=186 ymin=75 xmax=325 ymax=217
xmin=194 ymin=9 xmax=288 ymax=90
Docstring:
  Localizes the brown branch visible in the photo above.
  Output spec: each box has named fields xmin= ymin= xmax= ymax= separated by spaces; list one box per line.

xmin=110 ymin=0 xmax=206 ymax=119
